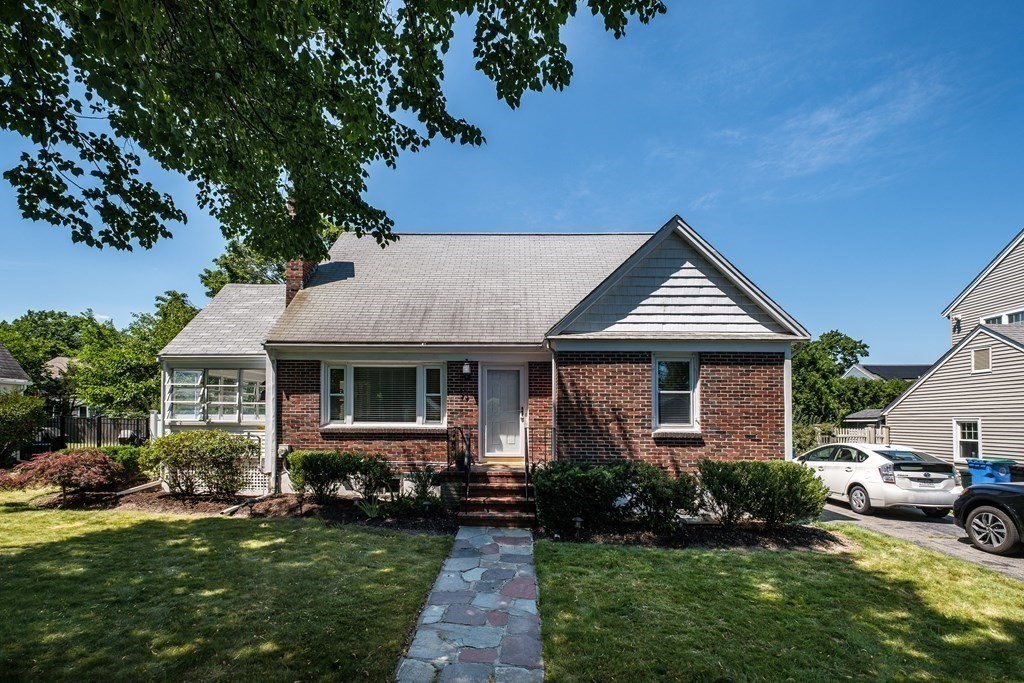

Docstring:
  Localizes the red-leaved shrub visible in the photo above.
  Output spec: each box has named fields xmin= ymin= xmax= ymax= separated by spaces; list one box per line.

xmin=1 ymin=450 xmax=122 ymax=503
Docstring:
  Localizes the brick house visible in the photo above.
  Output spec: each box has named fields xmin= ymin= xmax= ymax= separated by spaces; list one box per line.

xmin=158 ymin=216 xmax=808 ymax=496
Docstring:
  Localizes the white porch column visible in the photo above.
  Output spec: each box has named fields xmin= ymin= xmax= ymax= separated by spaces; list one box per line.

xmin=263 ymin=351 xmax=277 ymax=484
xmin=784 ymin=346 xmax=793 ymax=459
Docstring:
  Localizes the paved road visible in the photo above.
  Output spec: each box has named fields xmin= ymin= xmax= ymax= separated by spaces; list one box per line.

xmin=820 ymin=501 xmax=1024 ymax=582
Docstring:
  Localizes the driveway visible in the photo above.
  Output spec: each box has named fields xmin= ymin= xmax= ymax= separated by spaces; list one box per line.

xmin=820 ymin=501 xmax=1024 ymax=582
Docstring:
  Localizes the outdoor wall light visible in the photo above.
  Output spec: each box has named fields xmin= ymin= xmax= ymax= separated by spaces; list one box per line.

xmin=462 ymin=359 xmax=471 ymax=375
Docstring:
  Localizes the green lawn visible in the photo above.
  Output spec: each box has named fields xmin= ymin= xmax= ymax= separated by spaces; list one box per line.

xmin=0 ymin=490 xmax=451 ymax=681
xmin=536 ymin=525 xmax=1024 ymax=682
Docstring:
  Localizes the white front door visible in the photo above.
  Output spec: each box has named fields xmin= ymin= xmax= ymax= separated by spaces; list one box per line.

xmin=482 ymin=366 xmax=525 ymax=458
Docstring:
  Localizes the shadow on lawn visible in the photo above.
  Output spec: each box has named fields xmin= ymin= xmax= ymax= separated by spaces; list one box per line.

xmin=0 ymin=514 xmax=448 ymax=682
xmin=536 ymin=538 xmax=1024 ymax=682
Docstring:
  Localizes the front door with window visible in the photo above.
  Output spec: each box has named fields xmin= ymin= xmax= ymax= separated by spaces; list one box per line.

xmin=482 ymin=366 xmax=525 ymax=458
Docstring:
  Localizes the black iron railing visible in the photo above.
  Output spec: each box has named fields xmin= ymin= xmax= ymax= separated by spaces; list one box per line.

xmin=30 ymin=416 xmax=149 ymax=454
xmin=523 ymin=426 xmax=555 ymax=500
xmin=446 ymin=425 xmax=476 ymax=499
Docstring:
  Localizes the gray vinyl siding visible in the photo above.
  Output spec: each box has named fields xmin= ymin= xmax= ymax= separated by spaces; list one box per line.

xmin=949 ymin=239 xmax=1024 ymax=345
xmin=886 ymin=333 xmax=1024 ymax=464
xmin=563 ymin=232 xmax=786 ymax=336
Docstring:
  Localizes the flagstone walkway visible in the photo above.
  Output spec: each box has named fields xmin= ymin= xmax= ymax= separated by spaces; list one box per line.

xmin=396 ymin=526 xmax=544 ymax=682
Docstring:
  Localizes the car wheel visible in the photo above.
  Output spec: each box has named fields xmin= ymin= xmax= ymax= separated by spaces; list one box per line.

xmin=921 ymin=507 xmax=951 ymax=519
xmin=848 ymin=485 xmax=873 ymax=515
xmin=966 ymin=506 xmax=1021 ymax=555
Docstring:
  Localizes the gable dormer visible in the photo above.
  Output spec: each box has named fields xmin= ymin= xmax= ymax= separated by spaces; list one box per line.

xmin=548 ymin=217 xmax=808 ymax=340
xmin=943 ymin=229 xmax=1024 ymax=346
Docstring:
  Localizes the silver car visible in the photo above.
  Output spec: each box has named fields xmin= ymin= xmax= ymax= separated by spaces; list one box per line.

xmin=796 ymin=443 xmax=962 ymax=517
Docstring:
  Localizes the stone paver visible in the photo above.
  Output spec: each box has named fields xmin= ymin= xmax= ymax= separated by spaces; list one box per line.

xmin=821 ymin=502 xmax=1024 ymax=581
xmin=396 ymin=527 xmax=545 ymax=681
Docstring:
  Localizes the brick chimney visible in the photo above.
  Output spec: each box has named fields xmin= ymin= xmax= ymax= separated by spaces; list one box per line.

xmin=285 ymin=260 xmax=317 ymax=306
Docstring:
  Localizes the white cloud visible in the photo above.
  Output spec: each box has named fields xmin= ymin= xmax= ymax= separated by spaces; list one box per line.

xmin=689 ymin=191 xmax=722 ymax=210
xmin=755 ymin=67 xmax=945 ymax=177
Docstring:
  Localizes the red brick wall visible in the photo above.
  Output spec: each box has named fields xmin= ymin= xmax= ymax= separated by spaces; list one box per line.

xmin=276 ymin=359 xmax=555 ymax=469
xmin=528 ymin=361 xmax=554 ymax=463
xmin=554 ymin=351 xmax=785 ymax=474
xmin=276 ymin=359 xmax=447 ymax=470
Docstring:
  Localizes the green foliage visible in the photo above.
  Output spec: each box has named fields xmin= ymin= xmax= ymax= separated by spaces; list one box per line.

xmin=351 ymin=454 xmax=395 ymax=502
xmin=792 ymin=330 xmax=909 ymax=426
xmin=1 ymin=0 xmax=665 ymax=259
xmin=382 ymin=493 xmax=446 ymax=519
xmin=746 ymin=461 xmax=829 ymax=528
xmin=697 ymin=460 xmax=828 ymax=528
xmin=0 ymin=310 xmax=114 ymax=414
xmin=99 ymin=445 xmax=146 ymax=480
xmin=75 ymin=291 xmax=198 ymax=416
xmin=199 ymin=240 xmax=286 ymax=298
xmin=533 ymin=460 xmax=697 ymax=535
xmin=533 ymin=461 xmax=626 ymax=535
xmin=147 ymin=431 xmax=255 ymax=496
xmin=356 ymin=499 xmax=381 ymax=520
xmin=287 ymin=450 xmax=361 ymax=504
xmin=793 ymin=422 xmax=822 ymax=454
xmin=0 ymin=392 xmax=47 ymax=463
xmin=696 ymin=460 xmax=755 ymax=528
xmin=407 ymin=465 xmax=437 ymax=500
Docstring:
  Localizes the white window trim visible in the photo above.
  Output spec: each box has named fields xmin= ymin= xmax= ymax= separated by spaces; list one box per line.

xmin=652 ymin=354 xmax=700 ymax=434
xmin=971 ymin=347 xmax=992 ymax=374
xmin=165 ymin=368 xmax=267 ymax=425
xmin=979 ymin=307 xmax=1024 ymax=326
xmin=320 ymin=361 xmax=446 ymax=428
xmin=952 ymin=417 xmax=982 ymax=463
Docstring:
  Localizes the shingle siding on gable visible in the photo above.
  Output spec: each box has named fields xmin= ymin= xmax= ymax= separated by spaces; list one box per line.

xmin=949 ymin=239 xmax=1024 ymax=345
xmin=562 ymin=233 xmax=786 ymax=336
xmin=886 ymin=332 xmax=1024 ymax=463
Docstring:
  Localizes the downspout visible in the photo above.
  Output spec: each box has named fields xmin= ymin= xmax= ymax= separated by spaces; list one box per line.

xmin=264 ymin=348 xmax=278 ymax=492
xmin=784 ymin=345 xmax=793 ymax=460
xmin=545 ymin=339 xmax=557 ymax=461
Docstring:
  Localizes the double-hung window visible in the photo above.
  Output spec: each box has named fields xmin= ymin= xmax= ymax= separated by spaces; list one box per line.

xmin=165 ymin=368 xmax=266 ymax=422
xmin=654 ymin=357 xmax=696 ymax=430
xmin=956 ymin=420 xmax=980 ymax=460
xmin=323 ymin=363 xmax=445 ymax=425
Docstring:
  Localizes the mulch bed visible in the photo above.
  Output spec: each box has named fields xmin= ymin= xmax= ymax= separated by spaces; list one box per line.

xmin=538 ymin=523 xmax=852 ymax=553
xmin=37 ymin=489 xmax=457 ymax=535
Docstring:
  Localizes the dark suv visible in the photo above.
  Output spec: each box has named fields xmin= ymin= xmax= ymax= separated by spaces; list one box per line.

xmin=953 ymin=483 xmax=1024 ymax=555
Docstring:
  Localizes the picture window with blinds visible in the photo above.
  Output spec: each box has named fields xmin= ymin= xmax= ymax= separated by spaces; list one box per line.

xmin=322 ymin=363 xmax=445 ymax=425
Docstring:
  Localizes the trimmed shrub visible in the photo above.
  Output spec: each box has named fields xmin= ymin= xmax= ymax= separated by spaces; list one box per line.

xmin=697 ymin=459 xmax=756 ymax=527
xmin=619 ymin=461 xmax=698 ymax=532
xmin=287 ymin=450 xmax=360 ymax=503
xmin=407 ymin=465 xmax=437 ymax=500
xmin=0 ymin=450 xmax=121 ymax=502
xmin=697 ymin=459 xmax=829 ymax=528
xmin=351 ymin=453 xmax=394 ymax=502
xmin=147 ymin=431 xmax=255 ymax=495
xmin=99 ymin=445 xmax=145 ymax=478
xmin=532 ymin=461 xmax=626 ymax=536
xmin=746 ymin=461 xmax=829 ymax=528
xmin=0 ymin=392 xmax=47 ymax=465
xmin=382 ymin=493 xmax=446 ymax=519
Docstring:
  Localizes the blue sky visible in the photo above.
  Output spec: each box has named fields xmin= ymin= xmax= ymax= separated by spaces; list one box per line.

xmin=2 ymin=0 xmax=1023 ymax=363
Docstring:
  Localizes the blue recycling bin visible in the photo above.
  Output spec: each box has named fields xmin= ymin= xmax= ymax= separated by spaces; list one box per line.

xmin=966 ymin=458 xmax=1013 ymax=484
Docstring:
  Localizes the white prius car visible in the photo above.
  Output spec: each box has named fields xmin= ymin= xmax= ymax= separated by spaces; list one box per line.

xmin=796 ymin=443 xmax=962 ymax=517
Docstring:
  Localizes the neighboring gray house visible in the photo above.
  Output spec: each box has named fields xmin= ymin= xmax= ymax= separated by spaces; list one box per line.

xmin=885 ymin=229 xmax=1024 ymax=464
xmin=841 ymin=364 xmax=930 ymax=381
xmin=0 ymin=342 xmax=31 ymax=393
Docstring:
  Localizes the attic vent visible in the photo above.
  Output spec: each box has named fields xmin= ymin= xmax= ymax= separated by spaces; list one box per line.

xmin=972 ymin=347 xmax=991 ymax=373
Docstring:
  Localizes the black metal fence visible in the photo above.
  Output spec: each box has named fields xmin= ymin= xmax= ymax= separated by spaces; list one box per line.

xmin=29 ymin=416 xmax=150 ymax=455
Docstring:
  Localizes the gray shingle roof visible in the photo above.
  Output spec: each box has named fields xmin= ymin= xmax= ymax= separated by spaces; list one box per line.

xmin=160 ymin=284 xmax=286 ymax=356
xmin=859 ymin=364 xmax=932 ymax=381
xmin=267 ymin=233 xmax=650 ymax=345
xmin=0 ymin=342 xmax=30 ymax=383
xmin=987 ymin=323 xmax=1024 ymax=348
